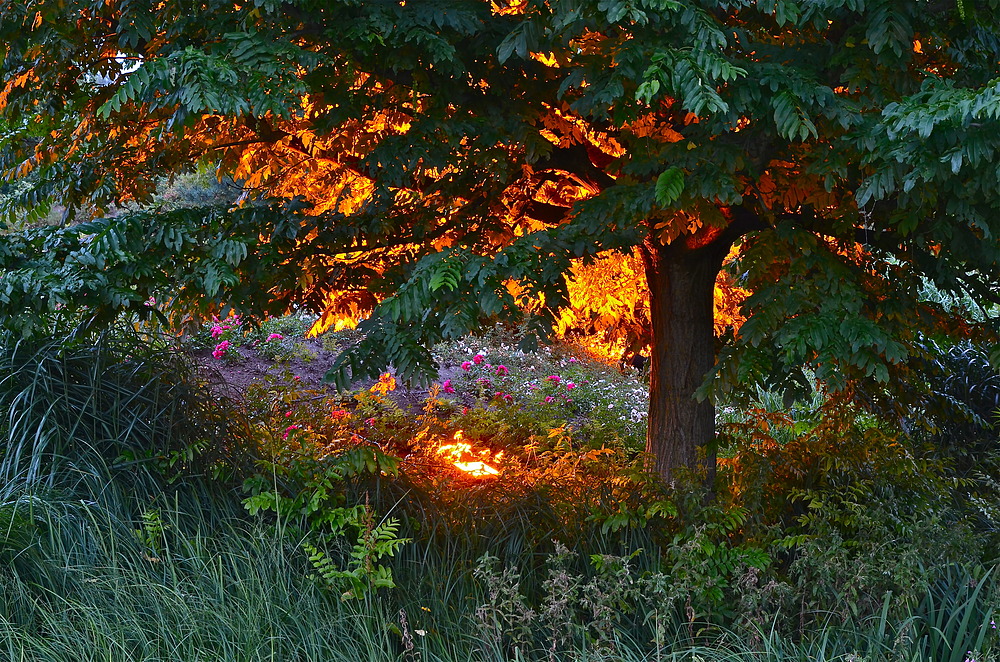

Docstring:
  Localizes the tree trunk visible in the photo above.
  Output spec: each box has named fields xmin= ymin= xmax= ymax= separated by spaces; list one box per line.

xmin=641 ymin=235 xmax=730 ymax=485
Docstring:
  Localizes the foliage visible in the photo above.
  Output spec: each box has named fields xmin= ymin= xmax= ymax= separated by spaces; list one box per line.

xmin=910 ymin=565 xmax=998 ymax=662
xmin=5 ymin=0 xmax=1000 ymax=477
xmin=0 ymin=329 xmax=252 ymax=498
xmin=716 ymin=384 xmax=998 ymax=634
xmin=302 ymin=505 xmax=410 ymax=601
xmin=433 ymin=330 xmax=649 ymax=449
xmin=152 ymin=169 xmax=239 ymax=212
xmin=239 ymin=370 xmax=410 ymax=599
xmin=0 ymin=319 xmax=996 ymax=660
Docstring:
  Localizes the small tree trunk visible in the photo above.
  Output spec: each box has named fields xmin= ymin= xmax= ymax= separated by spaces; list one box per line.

xmin=641 ymin=236 xmax=729 ymax=485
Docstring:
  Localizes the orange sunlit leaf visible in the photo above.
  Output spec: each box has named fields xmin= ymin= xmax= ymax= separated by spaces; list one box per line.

xmin=370 ymin=372 xmax=397 ymax=395
xmin=531 ymin=52 xmax=559 ymax=67
xmin=491 ymin=0 xmax=526 ymax=15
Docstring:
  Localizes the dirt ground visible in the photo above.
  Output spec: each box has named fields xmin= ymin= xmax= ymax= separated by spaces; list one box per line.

xmin=191 ymin=337 xmax=464 ymax=411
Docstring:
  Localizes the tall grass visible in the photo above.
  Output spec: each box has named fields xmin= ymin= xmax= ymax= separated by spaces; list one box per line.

xmin=0 ymin=491 xmax=993 ymax=662
xmin=0 ymin=329 xmax=251 ymax=503
xmin=0 ymin=492 xmax=404 ymax=662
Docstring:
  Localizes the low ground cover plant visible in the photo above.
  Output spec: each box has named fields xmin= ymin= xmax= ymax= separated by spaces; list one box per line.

xmin=0 ymin=319 xmax=996 ymax=661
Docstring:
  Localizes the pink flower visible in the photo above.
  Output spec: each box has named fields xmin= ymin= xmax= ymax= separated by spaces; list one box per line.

xmin=527 ymin=383 xmax=539 ymax=390
xmin=495 ymin=365 xmax=508 ymax=376
xmin=281 ymin=424 xmax=300 ymax=440
xmin=503 ymin=393 xmax=514 ymax=403
xmin=285 ymin=411 xmax=292 ymax=418
xmin=477 ymin=378 xmax=491 ymax=387
xmin=493 ymin=391 xmax=504 ymax=400
xmin=544 ymin=396 xmax=555 ymax=403
xmin=569 ymin=357 xmax=578 ymax=363
xmin=461 ymin=361 xmax=472 ymax=371
xmin=293 ymin=375 xmax=301 ymax=381
xmin=442 ymin=379 xmax=456 ymax=394
xmin=462 ymin=407 xmax=469 ymax=415
xmin=473 ymin=354 xmax=484 ymax=365
xmin=545 ymin=375 xmax=561 ymax=384
xmin=365 ymin=417 xmax=376 ymax=426
xmin=266 ymin=333 xmax=283 ymax=341
xmin=566 ymin=382 xmax=576 ymax=390
xmin=210 ymin=325 xmax=225 ymax=338
xmin=212 ymin=340 xmax=231 ymax=359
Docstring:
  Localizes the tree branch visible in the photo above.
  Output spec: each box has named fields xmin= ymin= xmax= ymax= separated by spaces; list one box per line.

xmin=523 ymin=200 xmax=571 ymax=224
xmin=532 ymin=143 xmax=617 ymax=192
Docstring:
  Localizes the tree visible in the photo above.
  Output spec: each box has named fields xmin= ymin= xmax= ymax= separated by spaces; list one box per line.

xmin=2 ymin=0 xmax=1000 ymax=482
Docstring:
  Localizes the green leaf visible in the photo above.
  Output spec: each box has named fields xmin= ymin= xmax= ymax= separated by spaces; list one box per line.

xmin=655 ymin=167 xmax=684 ymax=206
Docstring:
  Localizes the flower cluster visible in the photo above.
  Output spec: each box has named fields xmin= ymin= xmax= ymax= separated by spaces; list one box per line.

xmin=451 ymin=352 xmax=523 ymax=403
xmin=209 ymin=315 xmax=243 ymax=360
xmin=212 ymin=340 xmax=231 ymax=360
xmin=532 ymin=373 xmax=577 ymax=408
xmin=210 ymin=315 xmax=241 ymax=339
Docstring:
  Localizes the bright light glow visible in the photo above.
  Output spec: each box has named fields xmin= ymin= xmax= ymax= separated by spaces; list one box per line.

xmin=435 ymin=432 xmax=501 ymax=478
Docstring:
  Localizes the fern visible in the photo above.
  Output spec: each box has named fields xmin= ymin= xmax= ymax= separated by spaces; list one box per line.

xmin=301 ymin=505 xmax=410 ymax=600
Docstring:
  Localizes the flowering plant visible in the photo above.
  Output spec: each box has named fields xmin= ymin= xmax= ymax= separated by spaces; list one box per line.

xmin=212 ymin=340 xmax=231 ymax=360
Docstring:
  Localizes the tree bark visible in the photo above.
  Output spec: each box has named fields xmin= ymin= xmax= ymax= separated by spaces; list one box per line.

xmin=641 ymin=234 xmax=731 ymax=485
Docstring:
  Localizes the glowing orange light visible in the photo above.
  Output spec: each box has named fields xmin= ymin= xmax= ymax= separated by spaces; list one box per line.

xmin=435 ymin=432 xmax=501 ymax=478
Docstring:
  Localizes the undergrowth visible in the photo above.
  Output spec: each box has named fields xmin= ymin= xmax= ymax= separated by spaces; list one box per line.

xmin=0 ymin=322 xmax=997 ymax=661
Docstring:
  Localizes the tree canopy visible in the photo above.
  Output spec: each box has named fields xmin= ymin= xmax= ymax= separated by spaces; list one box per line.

xmin=3 ymin=0 xmax=1000 ymax=480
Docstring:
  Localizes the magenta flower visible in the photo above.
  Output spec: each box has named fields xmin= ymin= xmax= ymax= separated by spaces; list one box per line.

xmin=365 ymin=417 xmax=376 ymax=426
xmin=461 ymin=361 xmax=472 ymax=371
xmin=495 ymin=365 xmax=508 ymax=376
xmin=493 ymin=391 xmax=504 ymax=400
xmin=544 ymin=396 xmax=555 ymax=403
xmin=566 ymin=382 xmax=576 ymax=390
xmin=212 ymin=340 xmax=231 ymax=359
xmin=569 ymin=357 xmax=578 ymax=363
xmin=281 ymin=424 xmax=300 ymax=440
xmin=210 ymin=325 xmax=225 ymax=338
xmin=442 ymin=379 xmax=456 ymax=394
xmin=473 ymin=354 xmax=484 ymax=365
xmin=545 ymin=375 xmax=561 ymax=384
xmin=267 ymin=333 xmax=284 ymax=341
xmin=503 ymin=393 xmax=514 ymax=403
xmin=477 ymin=377 xmax=492 ymax=387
